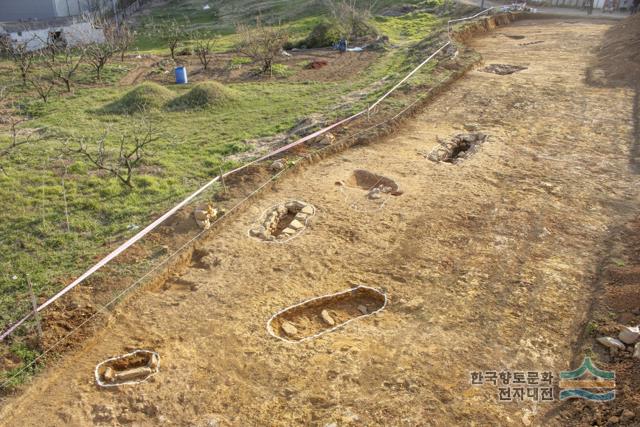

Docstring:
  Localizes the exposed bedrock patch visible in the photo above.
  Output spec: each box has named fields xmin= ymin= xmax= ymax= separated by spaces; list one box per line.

xmin=268 ymin=286 xmax=387 ymax=342
xmin=95 ymin=350 xmax=159 ymax=387
xmin=340 ymin=169 xmax=403 ymax=199
xmin=249 ymin=200 xmax=315 ymax=242
xmin=428 ymin=132 xmax=487 ymax=163
xmin=481 ymin=64 xmax=527 ymax=75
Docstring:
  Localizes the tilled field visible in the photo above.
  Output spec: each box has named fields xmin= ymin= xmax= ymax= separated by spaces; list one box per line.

xmin=1 ymin=18 xmax=638 ymax=426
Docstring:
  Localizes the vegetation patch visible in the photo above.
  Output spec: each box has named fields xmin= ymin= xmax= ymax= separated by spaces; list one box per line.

xmin=167 ymin=82 xmax=238 ymax=111
xmin=374 ymin=12 xmax=442 ymax=44
xmin=102 ymin=82 xmax=174 ymax=114
xmin=302 ymin=19 xmax=343 ymax=48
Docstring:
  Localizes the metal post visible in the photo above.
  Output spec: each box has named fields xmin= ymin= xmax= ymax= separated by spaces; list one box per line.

xmin=26 ymin=275 xmax=43 ymax=349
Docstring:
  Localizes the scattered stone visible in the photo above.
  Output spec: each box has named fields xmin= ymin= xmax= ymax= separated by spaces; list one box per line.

xmin=251 ymin=201 xmax=315 ymax=241
xmin=428 ymin=133 xmax=488 ymax=163
xmin=114 ymin=366 xmax=154 ymax=382
xmin=194 ymin=210 xmax=209 ymax=221
xmin=607 ymin=415 xmax=620 ymax=425
xmin=149 ymin=353 xmax=160 ymax=369
xmin=618 ymin=325 xmax=640 ymax=344
xmin=194 ymin=204 xmax=218 ymax=230
xmin=270 ymin=159 xmax=285 ymax=172
xmin=289 ymin=219 xmax=304 ymax=230
xmin=621 ymin=409 xmax=635 ymax=423
xmin=321 ymin=310 xmax=335 ymax=326
xmin=249 ymin=227 xmax=265 ymax=237
xmin=318 ymin=132 xmax=336 ymax=145
xmin=357 ymin=305 xmax=368 ymax=315
xmin=464 ymin=123 xmax=479 ymax=131
xmin=633 ymin=342 xmax=640 ymax=359
xmin=368 ymin=188 xmax=382 ymax=199
xmin=281 ymin=321 xmax=298 ymax=337
xmin=103 ymin=367 xmax=115 ymax=382
xmin=285 ymin=201 xmax=306 ymax=210
xmin=597 ymin=336 xmax=626 ymax=351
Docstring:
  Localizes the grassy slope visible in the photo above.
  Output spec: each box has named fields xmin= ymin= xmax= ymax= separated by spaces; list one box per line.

xmin=0 ymin=0 xmax=451 ymax=380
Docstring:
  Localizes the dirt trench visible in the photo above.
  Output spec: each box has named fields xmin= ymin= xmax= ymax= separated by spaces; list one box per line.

xmin=1 ymin=18 xmax=638 ymax=426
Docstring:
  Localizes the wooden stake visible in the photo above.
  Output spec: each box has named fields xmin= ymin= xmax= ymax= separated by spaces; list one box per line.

xmin=62 ymin=165 xmax=70 ymax=232
xmin=26 ymin=275 xmax=43 ymax=349
xmin=219 ymin=166 xmax=228 ymax=195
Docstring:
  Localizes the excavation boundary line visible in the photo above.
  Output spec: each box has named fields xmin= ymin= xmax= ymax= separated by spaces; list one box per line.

xmin=94 ymin=349 xmax=160 ymax=388
xmin=266 ymin=285 xmax=388 ymax=344
xmin=0 ymin=8 xmax=494 ymax=342
xmin=246 ymin=201 xmax=316 ymax=245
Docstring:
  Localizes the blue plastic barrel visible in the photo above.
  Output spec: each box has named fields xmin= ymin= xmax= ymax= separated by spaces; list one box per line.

xmin=175 ymin=66 xmax=188 ymax=84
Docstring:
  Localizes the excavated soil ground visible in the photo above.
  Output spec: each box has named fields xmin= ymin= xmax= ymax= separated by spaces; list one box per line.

xmin=1 ymin=18 xmax=639 ymax=426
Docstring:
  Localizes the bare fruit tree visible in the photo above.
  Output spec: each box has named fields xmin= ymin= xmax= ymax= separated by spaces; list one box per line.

xmin=115 ymin=21 xmax=135 ymax=62
xmin=43 ymin=42 xmax=86 ymax=93
xmin=193 ymin=31 xmax=218 ymax=70
xmin=154 ymin=18 xmax=188 ymax=61
xmin=29 ymin=74 xmax=57 ymax=103
xmin=84 ymin=16 xmax=119 ymax=82
xmin=67 ymin=117 xmax=161 ymax=188
xmin=0 ymin=36 xmax=36 ymax=86
xmin=236 ymin=17 xmax=289 ymax=76
xmin=0 ymin=88 xmax=45 ymax=174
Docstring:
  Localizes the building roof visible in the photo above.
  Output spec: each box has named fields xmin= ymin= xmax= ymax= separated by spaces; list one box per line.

xmin=0 ymin=16 xmax=77 ymax=33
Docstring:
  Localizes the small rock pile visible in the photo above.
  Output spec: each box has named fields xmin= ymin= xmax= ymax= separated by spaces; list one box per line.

xmin=317 ymin=132 xmax=336 ymax=146
xmin=194 ymin=204 xmax=219 ymax=230
xmin=366 ymin=184 xmax=395 ymax=200
xmin=428 ymin=132 xmax=487 ymax=163
xmin=249 ymin=200 xmax=315 ymax=241
xmin=597 ymin=325 xmax=640 ymax=358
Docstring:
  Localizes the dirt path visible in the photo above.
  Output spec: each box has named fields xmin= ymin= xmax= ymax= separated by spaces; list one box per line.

xmin=2 ymin=19 xmax=638 ymax=426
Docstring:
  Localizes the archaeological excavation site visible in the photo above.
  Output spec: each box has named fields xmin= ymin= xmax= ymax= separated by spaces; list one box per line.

xmin=0 ymin=1 xmax=639 ymax=426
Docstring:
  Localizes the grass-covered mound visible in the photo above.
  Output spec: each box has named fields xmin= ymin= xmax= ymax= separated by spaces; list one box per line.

xmin=302 ymin=20 xmax=343 ymax=48
xmin=167 ymin=82 xmax=238 ymax=111
xmin=103 ymin=82 xmax=174 ymax=114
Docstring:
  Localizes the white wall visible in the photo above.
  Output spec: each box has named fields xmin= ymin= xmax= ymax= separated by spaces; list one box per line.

xmin=8 ymin=21 xmax=105 ymax=51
